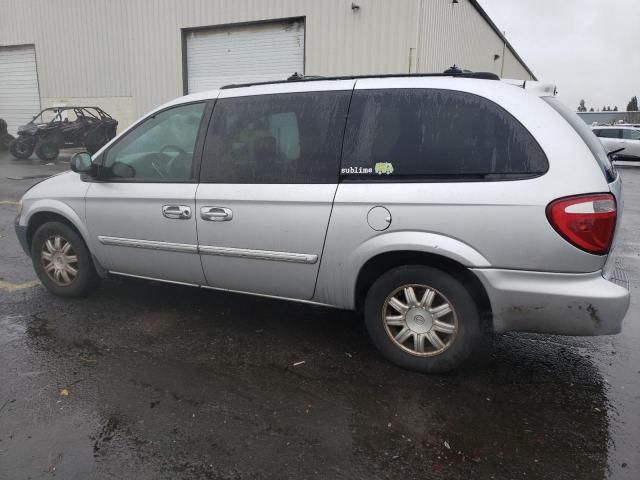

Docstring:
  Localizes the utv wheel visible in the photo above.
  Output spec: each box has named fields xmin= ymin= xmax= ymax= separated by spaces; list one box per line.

xmin=9 ymin=138 xmax=34 ymax=159
xmin=31 ymin=222 xmax=98 ymax=297
xmin=35 ymin=141 xmax=60 ymax=161
xmin=364 ymin=265 xmax=480 ymax=373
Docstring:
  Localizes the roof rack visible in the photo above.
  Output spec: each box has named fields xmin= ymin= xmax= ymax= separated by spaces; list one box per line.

xmin=220 ymin=66 xmax=500 ymax=89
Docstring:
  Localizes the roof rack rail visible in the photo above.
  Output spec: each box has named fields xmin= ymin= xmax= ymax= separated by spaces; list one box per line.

xmin=220 ymin=66 xmax=500 ymax=90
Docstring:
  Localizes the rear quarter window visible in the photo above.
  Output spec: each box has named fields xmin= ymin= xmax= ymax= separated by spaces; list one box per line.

xmin=341 ymin=88 xmax=548 ymax=181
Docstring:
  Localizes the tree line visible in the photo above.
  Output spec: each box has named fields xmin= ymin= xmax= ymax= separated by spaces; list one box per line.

xmin=577 ymin=96 xmax=638 ymax=112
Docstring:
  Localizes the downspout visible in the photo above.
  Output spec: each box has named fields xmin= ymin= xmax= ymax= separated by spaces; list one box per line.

xmin=500 ymin=31 xmax=506 ymax=77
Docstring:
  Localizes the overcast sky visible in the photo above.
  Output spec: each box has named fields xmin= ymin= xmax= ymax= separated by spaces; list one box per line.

xmin=478 ymin=0 xmax=640 ymax=112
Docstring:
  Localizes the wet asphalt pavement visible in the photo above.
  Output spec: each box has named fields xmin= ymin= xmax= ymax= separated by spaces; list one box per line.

xmin=0 ymin=151 xmax=638 ymax=479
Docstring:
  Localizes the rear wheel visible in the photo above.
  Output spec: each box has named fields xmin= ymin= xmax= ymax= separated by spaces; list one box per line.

xmin=35 ymin=141 xmax=60 ymax=161
xmin=364 ymin=265 xmax=480 ymax=373
xmin=9 ymin=137 xmax=34 ymax=159
xmin=31 ymin=221 xmax=98 ymax=297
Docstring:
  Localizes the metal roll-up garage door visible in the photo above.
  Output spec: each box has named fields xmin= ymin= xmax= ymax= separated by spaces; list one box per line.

xmin=186 ymin=19 xmax=304 ymax=93
xmin=0 ymin=45 xmax=41 ymax=135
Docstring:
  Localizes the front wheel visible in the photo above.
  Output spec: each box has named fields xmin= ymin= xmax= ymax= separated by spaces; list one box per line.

xmin=9 ymin=137 xmax=35 ymax=159
xmin=364 ymin=265 xmax=481 ymax=373
xmin=31 ymin=221 xmax=99 ymax=297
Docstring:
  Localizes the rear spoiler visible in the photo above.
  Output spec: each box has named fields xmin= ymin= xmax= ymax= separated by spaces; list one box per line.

xmin=502 ymin=79 xmax=557 ymax=97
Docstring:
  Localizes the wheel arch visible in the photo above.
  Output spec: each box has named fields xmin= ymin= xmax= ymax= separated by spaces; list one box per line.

xmin=24 ymin=202 xmax=90 ymax=253
xmin=354 ymin=250 xmax=493 ymax=331
xmin=21 ymin=202 xmax=107 ymax=278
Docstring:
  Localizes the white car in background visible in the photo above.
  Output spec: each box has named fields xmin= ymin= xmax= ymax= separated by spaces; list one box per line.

xmin=592 ymin=125 xmax=640 ymax=160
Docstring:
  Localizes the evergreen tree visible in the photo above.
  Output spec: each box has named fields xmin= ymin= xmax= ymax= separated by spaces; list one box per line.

xmin=577 ymin=99 xmax=587 ymax=112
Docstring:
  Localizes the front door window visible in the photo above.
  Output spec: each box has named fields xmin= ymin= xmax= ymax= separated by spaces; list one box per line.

xmin=103 ymin=102 xmax=206 ymax=181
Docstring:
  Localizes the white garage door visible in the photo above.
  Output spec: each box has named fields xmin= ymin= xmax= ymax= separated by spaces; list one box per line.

xmin=186 ymin=20 xmax=304 ymax=93
xmin=0 ymin=45 xmax=41 ymax=135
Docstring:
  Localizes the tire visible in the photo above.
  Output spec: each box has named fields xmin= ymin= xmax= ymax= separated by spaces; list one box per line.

xmin=35 ymin=141 xmax=60 ymax=161
xmin=364 ymin=265 xmax=481 ymax=373
xmin=31 ymin=221 xmax=99 ymax=297
xmin=9 ymin=138 xmax=35 ymax=159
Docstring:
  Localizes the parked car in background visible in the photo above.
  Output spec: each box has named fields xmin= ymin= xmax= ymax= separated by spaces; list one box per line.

xmin=592 ymin=125 xmax=640 ymax=160
xmin=9 ymin=107 xmax=117 ymax=161
xmin=14 ymin=72 xmax=630 ymax=373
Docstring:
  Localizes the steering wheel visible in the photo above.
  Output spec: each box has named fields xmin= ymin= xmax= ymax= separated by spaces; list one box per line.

xmin=150 ymin=144 xmax=189 ymax=178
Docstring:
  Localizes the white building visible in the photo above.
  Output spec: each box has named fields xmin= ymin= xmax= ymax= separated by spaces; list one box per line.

xmin=0 ymin=0 xmax=535 ymax=134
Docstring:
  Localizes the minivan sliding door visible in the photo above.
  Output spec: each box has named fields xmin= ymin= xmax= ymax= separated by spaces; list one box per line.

xmin=196 ymin=83 xmax=353 ymax=300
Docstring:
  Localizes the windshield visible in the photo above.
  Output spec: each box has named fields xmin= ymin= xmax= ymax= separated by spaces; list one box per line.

xmin=33 ymin=109 xmax=61 ymax=123
xmin=543 ymin=97 xmax=616 ymax=182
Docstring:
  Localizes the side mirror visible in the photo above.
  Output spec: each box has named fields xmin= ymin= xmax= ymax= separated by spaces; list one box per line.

xmin=111 ymin=162 xmax=135 ymax=178
xmin=70 ymin=152 xmax=93 ymax=173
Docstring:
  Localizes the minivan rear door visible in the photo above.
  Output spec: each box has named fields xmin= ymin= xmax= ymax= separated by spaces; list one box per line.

xmin=195 ymin=81 xmax=354 ymax=300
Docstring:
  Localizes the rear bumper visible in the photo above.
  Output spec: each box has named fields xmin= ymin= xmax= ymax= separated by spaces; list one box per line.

xmin=472 ymin=267 xmax=630 ymax=336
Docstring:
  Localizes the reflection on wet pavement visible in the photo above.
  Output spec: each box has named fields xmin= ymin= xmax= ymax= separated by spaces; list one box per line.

xmin=0 ymin=280 xmax=613 ymax=479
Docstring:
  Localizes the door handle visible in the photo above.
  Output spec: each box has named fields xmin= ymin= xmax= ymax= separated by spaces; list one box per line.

xmin=162 ymin=205 xmax=192 ymax=220
xmin=201 ymin=206 xmax=233 ymax=221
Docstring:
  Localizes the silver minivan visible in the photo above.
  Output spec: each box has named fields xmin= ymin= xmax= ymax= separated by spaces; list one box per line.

xmin=15 ymin=72 xmax=630 ymax=372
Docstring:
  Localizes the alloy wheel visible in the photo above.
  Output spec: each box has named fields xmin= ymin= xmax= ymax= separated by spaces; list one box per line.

xmin=41 ymin=235 xmax=79 ymax=286
xmin=382 ymin=284 xmax=458 ymax=357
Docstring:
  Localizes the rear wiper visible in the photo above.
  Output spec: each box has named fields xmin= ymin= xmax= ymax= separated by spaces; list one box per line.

xmin=608 ymin=147 xmax=625 ymax=160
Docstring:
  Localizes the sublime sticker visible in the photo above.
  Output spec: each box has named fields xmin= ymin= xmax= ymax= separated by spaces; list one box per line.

xmin=341 ymin=166 xmax=373 ymax=174
xmin=340 ymin=162 xmax=394 ymax=175
xmin=374 ymin=162 xmax=394 ymax=175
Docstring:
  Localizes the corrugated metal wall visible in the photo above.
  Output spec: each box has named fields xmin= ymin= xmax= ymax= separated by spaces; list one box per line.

xmin=416 ymin=0 xmax=532 ymax=80
xmin=0 ymin=0 xmax=132 ymax=98
xmin=0 ymin=0 xmax=534 ymax=126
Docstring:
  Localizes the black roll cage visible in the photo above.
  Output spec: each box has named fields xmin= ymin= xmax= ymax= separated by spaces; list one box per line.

xmin=30 ymin=106 xmax=113 ymax=124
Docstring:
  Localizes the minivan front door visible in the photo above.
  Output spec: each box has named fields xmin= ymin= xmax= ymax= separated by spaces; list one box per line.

xmin=196 ymin=84 xmax=353 ymax=299
xmin=86 ymin=101 xmax=210 ymax=284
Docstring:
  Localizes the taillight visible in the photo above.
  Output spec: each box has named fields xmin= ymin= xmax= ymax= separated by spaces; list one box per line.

xmin=546 ymin=193 xmax=617 ymax=255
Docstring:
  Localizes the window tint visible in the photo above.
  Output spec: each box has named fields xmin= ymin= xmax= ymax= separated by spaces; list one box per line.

xmin=622 ymin=129 xmax=640 ymax=140
xmin=597 ymin=129 xmax=621 ymax=139
xmin=103 ymin=102 xmax=206 ymax=181
xmin=200 ymin=91 xmax=351 ymax=183
xmin=341 ymin=89 xmax=548 ymax=180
